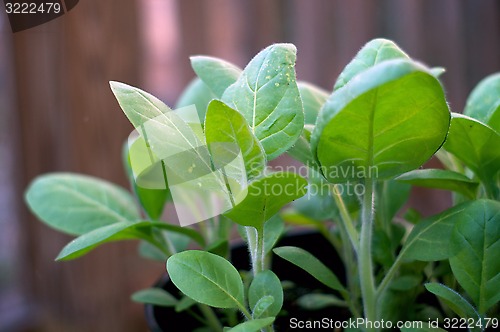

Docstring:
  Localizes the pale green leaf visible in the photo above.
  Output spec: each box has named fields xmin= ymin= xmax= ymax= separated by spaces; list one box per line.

xmin=25 ymin=173 xmax=139 ymax=236
xmin=396 ymin=169 xmax=479 ymax=199
xmin=191 ymin=56 xmax=242 ymax=97
xmin=334 ymin=38 xmax=410 ymax=90
xmin=298 ymin=81 xmax=328 ymax=125
xmin=175 ymin=78 xmax=216 ymax=122
xmin=131 ymin=288 xmax=178 ymax=307
xmin=226 ymin=318 xmax=275 ymax=332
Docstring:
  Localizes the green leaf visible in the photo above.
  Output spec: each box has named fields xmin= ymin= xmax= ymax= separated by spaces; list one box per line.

xmin=389 ymin=275 xmax=421 ymax=291
xmin=312 ymin=59 xmax=450 ymax=183
xmin=123 ymin=142 xmax=169 ymax=220
xmin=464 ymin=72 xmax=500 ymax=133
xmin=334 ymin=38 xmax=410 ymax=90
xmin=400 ymin=202 xmax=472 ymax=262
xmin=138 ymin=240 xmax=167 ymax=261
xmin=396 ymin=169 xmax=479 ymax=199
xmin=175 ymin=78 xmax=216 ymax=122
xmin=273 ymin=246 xmax=346 ymax=293
xmin=376 ymin=179 xmax=411 ymax=224
xmin=263 ymin=215 xmax=284 ymax=255
xmin=191 ymin=56 xmax=242 ymax=97
xmin=222 ymin=43 xmax=304 ymax=160
xmin=131 ymin=288 xmax=178 ymax=307
xmin=25 ymin=173 xmax=140 ymax=236
xmin=166 ymin=250 xmax=245 ymax=309
xmin=449 ymin=199 xmax=500 ymax=313
xmin=298 ymin=81 xmax=328 ymax=125
xmin=424 ymin=283 xmax=480 ymax=319
xmin=224 ymin=172 xmax=307 ymax=228
xmin=251 ymin=295 xmax=274 ymax=319
xmin=248 ymin=271 xmax=283 ymax=319
xmin=443 ymin=113 xmax=500 ymax=198
xmin=56 ymin=220 xmax=205 ymax=260
xmin=297 ymin=294 xmax=346 ymax=310
xmin=205 ymin=100 xmax=266 ymax=180
xmin=226 ymin=318 xmax=275 ymax=332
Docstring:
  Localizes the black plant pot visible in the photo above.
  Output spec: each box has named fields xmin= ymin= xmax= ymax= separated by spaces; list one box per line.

xmin=145 ymin=232 xmax=350 ymax=331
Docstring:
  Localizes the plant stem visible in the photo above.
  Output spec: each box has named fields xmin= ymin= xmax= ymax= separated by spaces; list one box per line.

xmin=245 ymin=226 xmax=265 ymax=275
xmin=198 ymin=303 xmax=223 ymax=332
xmin=359 ymin=177 xmax=377 ymax=329
xmin=330 ymin=184 xmax=359 ymax=252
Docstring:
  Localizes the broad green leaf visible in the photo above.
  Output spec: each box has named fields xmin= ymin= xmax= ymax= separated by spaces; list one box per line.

xmin=248 ymin=271 xmax=283 ymax=319
xmin=399 ymin=202 xmax=472 ymax=262
xmin=175 ymin=78 xmax=216 ymax=122
xmin=166 ymin=250 xmax=245 ymax=309
xmin=464 ymin=72 xmax=500 ymax=133
xmin=205 ymin=100 xmax=266 ymax=180
xmin=56 ymin=220 xmax=205 ymax=260
xmin=273 ymin=246 xmax=346 ymax=294
xmin=449 ymin=199 xmax=500 ymax=313
xmin=222 ymin=44 xmax=304 ymax=160
xmin=131 ymin=288 xmax=178 ymax=307
xmin=298 ymin=81 xmax=328 ymax=125
xmin=424 ymin=283 xmax=480 ymax=319
xmin=224 ymin=172 xmax=307 ymax=228
xmin=297 ymin=294 xmax=346 ymax=310
xmin=251 ymin=295 xmax=274 ymax=319
xmin=396 ymin=169 xmax=479 ymax=199
xmin=443 ymin=113 xmax=500 ymax=198
xmin=191 ymin=56 xmax=242 ymax=97
xmin=226 ymin=318 xmax=275 ymax=332
xmin=25 ymin=173 xmax=139 ymax=236
xmin=334 ymin=38 xmax=410 ymax=90
xmin=312 ymin=59 xmax=450 ymax=183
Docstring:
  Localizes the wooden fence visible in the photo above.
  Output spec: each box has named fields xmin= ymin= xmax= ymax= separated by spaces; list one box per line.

xmin=1 ymin=0 xmax=499 ymax=331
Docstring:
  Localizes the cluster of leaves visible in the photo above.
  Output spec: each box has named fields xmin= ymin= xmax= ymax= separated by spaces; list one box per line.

xmin=24 ymin=39 xmax=499 ymax=332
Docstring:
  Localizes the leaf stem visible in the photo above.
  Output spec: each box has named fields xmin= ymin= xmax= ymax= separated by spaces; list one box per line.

xmin=330 ymin=184 xmax=359 ymax=253
xmin=359 ymin=177 xmax=377 ymax=329
xmin=246 ymin=226 xmax=265 ymax=275
xmin=197 ymin=303 xmax=223 ymax=332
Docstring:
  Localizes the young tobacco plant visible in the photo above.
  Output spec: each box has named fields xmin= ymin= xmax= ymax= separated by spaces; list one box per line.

xmin=24 ymin=39 xmax=499 ymax=332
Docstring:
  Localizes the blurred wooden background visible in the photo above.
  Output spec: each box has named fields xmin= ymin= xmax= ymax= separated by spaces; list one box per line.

xmin=1 ymin=0 xmax=499 ymax=331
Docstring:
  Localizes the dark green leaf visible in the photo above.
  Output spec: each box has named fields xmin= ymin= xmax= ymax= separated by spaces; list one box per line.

xmin=190 ymin=56 xmax=242 ymax=97
xmin=449 ymin=199 xmax=500 ymax=313
xmin=424 ymin=283 xmax=480 ymax=319
xmin=312 ymin=59 xmax=450 ymax=183
xmin=25 ymin=173 xmax=139 ymax=236
xmin=222 ymin=44 xmax=304 ymax=160
xmin=167 ymin=251 xmax=245 ymax=309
